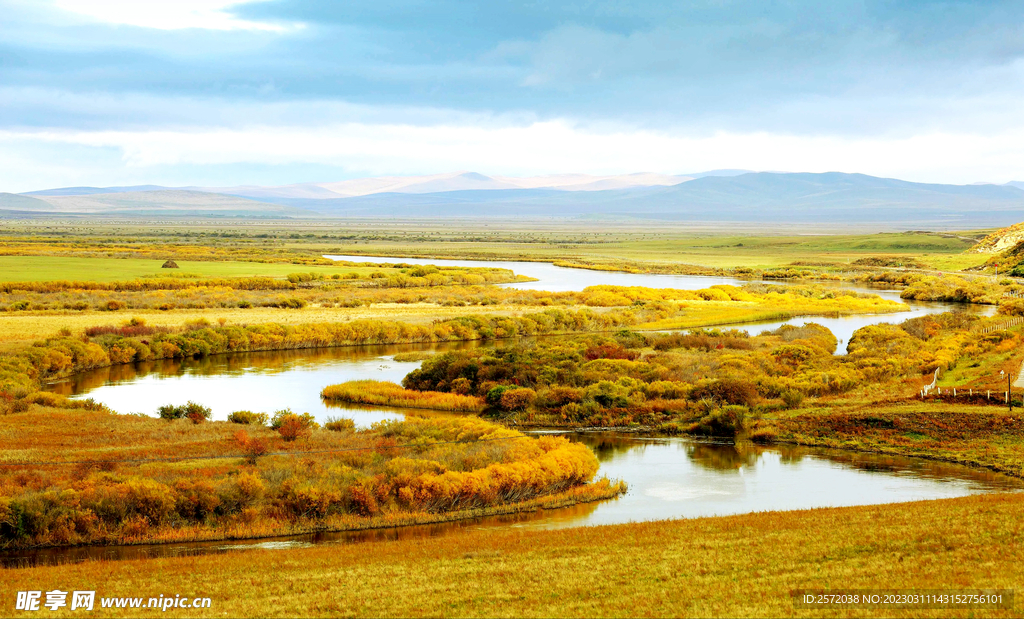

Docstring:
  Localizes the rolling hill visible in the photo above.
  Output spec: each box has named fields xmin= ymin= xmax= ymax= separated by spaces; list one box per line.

xmin=265 ymin=172 xmax=1024 ymax=225
xmin=0 ymin=193 xmax=57 ymax=211
xmin=21 ymin=190 xmax=315 ymax=218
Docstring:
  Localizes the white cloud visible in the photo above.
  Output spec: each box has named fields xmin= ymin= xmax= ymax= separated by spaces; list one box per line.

xmin=51 ymin=0 xmax=292 ymax=31
xmin=3 ymin=120 xmax=1024 ymax=191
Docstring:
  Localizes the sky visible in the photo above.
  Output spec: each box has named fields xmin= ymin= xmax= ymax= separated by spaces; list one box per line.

xmin=2 ymin=0 xmax=1023 ymax=192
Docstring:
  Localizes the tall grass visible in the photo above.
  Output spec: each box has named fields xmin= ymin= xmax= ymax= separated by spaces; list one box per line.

xmin=322 ymin=380 xmax=485 ymax=412
xmin=0 ymin=411 xmax=610 ymax=549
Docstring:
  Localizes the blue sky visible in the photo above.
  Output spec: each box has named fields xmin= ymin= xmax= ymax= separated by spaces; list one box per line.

xmin=2 ymin=0 xmax=1023 ymax=191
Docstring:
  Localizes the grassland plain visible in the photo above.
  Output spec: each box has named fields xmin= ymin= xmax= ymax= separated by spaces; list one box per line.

xmin=310 ymin=230 xmax=990 ymax=272
xmin=0 ymin=220 xmax=994 ymax=273
xmin=5 ymin=492 xmax=1023 ymax=618
xmin=0 ymin=256 xmax=391 ymax=282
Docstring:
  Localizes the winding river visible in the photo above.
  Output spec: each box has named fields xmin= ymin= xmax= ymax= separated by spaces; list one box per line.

xmin=324 ymin=255 xmax=996 ymax=353
xmin=11 ymin=258 xmax=1014 ymax=567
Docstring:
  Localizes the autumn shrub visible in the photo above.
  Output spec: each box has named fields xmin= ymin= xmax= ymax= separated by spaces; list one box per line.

xmin=781 ymin=390 xmax=805 ymax=409
xmin=268 ymin=409 xmax=318 ymax=431
xmin=157 ymin=403 xmax=182 ymax=420
xmin=686 ymin=406 xmax=748 ymax=437
xmin=228 ymin=410 xmax=269 ymax=425
xmin=158 ymin=401 xmax=211 ymax=423
xmin=272 ymin=411 xmax=318 ymax=441
xmin=749 ymin=424 xmax=779 ymax=444
xmin=485 ymin=385 xmax=514 ymax=407
xmin=584 ymin=343 xmax=639 ymax=361
xmin=286 ymin=272 xmax=325 ymax=283
xmin=234 ymin=430 xmax=270 ymax=464
xmin=690 ymin=379 xmax=759 ymax=407
xmin=540 ymin=385 xmax=584 ymax=408
xmin=499 ymin=387 xmax=536 ymax=411
xmin=324 ymin=417 xmax=356 ymax=432
xmin=184 ymin=402 xmax=212 ymax=424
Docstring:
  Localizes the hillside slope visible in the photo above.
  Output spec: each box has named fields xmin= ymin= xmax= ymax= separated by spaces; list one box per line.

xmin=0 ymin=193 xmax=56 ymax=212
xmin=969 ymin=222 xmax=1024 ymax=254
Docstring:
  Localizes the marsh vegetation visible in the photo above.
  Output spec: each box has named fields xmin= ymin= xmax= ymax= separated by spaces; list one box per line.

xmin=4 ymin=220 xmax=1024 ymax=616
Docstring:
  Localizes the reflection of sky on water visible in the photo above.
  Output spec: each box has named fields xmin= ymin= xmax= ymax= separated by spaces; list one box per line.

xmin=60 ymin=356 xmax=415 ymax=426
xmin=326 ymin=254 xmax=752 ymax=292
xmin=48 ymin=343 xmax=491 ymax=427
xmin=523 ymin=434 xmax=1022 ymax=529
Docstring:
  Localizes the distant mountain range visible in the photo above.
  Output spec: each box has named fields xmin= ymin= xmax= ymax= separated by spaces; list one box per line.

xmin=18 ymin=170 xmax=743 ymax=200
xmin=6 ymin=171 xmax=1024 ymax=226
xmin=1 ymin=190 xmax=306 ymax=218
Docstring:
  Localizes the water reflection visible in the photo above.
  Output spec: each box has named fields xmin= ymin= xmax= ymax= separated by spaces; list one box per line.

xmin=47 ymin=341 xmax=486 ymax=426
xmin=686 ymin=441 xmax=761 ymax=471
xmin=1 ymin=499 xmax=602 ymax=569
xmin=538 ymin=433 xmax=1023 ymax=530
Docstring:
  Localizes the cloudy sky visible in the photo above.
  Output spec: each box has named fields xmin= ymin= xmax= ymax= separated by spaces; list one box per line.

xmin=2 ymin=0 xmax=1023 ymax=191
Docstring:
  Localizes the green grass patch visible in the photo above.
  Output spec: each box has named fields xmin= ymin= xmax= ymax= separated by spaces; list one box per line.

xmin=0 ymin=256 xmax=387 ymax=283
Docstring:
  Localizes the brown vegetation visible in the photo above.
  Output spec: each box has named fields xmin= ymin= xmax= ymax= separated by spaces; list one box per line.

xmin=6 ymin=492 xmax=1023 ymax=617
xmin=0 ymin=410 xmax=612 ymax=549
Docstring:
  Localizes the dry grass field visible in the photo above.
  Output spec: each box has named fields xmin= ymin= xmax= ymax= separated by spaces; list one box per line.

xmin=5 ymin=492 xmax=1022 ymax=617
xmin=0 ymin=304 xmax=546 ymax=347
xmin=0 ymin=220 xmax=993 ymax=273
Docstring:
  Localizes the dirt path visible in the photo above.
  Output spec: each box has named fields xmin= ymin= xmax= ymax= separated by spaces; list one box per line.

xmin=1013 ymin=364 xmax=1024 ymax=389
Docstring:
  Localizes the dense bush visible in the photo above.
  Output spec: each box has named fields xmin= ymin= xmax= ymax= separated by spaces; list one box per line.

xmin=324 ymin=417 xmax=356 ymax=432
xmin=269 ymin=409 xmax=318 ymax=431
xmin=686 ymin=406 xmax=748 ymax=437
xmin=228 ymin=410 xmax=269 ymax=425
xmin=157 ymin=401 xmax=212 ymax=423
xmin=690 ymin=379 xmax=759 ymax=407
xmin=499 ymin=387 xmax=537 ymax=411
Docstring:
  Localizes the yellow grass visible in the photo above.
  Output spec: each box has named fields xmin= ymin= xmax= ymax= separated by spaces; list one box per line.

xmin=0 ymin=304 xmax=551 ymax=344
xmin=321 ymin=380 xmax=485 ymax=412
xmin=5 ymin=492 xmax=1023 ymax=617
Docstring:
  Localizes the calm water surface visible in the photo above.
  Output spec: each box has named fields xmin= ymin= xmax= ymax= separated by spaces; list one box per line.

xmin=48 ymin=342 xmax=486 ymax=427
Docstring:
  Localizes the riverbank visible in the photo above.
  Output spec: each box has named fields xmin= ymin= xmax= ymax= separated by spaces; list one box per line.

xmin=0 ymin=408 xmax=621 ymax=550
xmin=6 ymin=491 xmax=1022 ymax=617
xmin=754 ymin=402 xmax=1024 ymax=478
